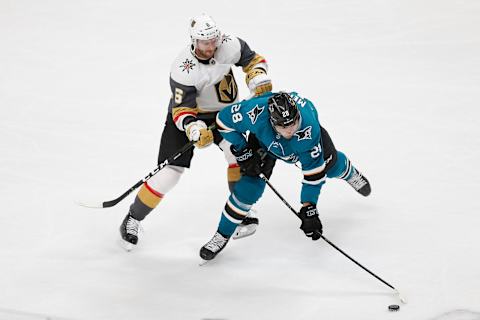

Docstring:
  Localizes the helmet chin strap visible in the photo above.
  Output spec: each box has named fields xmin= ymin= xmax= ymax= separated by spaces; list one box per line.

xmin=190 ymin=44 xmax=199 ymax=58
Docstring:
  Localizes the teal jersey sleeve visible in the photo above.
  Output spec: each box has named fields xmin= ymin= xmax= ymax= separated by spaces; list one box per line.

xmin=289 ymin=93 xmax=326 ymax=205
xmin=216 ymin=93 xmax=274 ymax=150
xmin=298 ymin=144 xmax=326 ymax=205
xmin=216 ymin=102 xmax=249 ymax=150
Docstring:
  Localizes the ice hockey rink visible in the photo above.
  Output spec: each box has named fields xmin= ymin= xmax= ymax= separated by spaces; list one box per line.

xmin=1 ymin=0 xmax=479 ymax=319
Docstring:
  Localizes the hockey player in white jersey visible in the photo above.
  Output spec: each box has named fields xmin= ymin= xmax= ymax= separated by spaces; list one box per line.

xmin=119 ymin=14 xmax=272 ymax=250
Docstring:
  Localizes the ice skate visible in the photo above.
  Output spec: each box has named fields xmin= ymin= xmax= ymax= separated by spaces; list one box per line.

xmin=233 ymin=210 xmax=259 ymax=240
xmin=119 ymin=212 xmax=141 ymax=251
xmin=200 ymin=231 xmax=230 ymax=262
xmin=346 ymin=168 xmax=371 ymax=196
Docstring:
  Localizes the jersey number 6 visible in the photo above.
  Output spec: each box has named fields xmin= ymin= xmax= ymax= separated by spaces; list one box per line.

xmin=174 ymin=88 xmax=184 ymax=104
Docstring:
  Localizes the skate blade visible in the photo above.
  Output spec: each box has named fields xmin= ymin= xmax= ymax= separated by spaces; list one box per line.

xmin=199 ymin=259 xmax=210 ymax=266
xmin=118 ymin=238 xmax=136 ymax=252
xmin=232 ymin=224 xmax=257 ymax=240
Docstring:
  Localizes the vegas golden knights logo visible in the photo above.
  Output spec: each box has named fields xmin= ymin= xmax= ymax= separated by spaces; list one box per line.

xmin=215 ymin=69 xmax=238 ymax=103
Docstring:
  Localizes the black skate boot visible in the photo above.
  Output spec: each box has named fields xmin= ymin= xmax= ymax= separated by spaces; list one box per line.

xmin=200 ymin=232 xmax=230 ymax=261
xmin=346 ymin=168 xmax=371 ymax=196
xmin=119 ymin=211 xmax=141 ymax=251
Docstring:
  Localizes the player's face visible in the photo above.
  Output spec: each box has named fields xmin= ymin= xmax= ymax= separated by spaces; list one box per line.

xmin=195 ymin=38 xmax=218 ymax=59
xmin=275 ymin=118 xmax=300 ymax=139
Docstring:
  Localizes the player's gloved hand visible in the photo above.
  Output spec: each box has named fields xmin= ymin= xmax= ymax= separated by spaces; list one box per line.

xmin=246 ymin=69 xmax=272 ymax=96
xmin=231 ymin=145 xmax=265 ymax=177
xmin=299 ymin=204 xmax=322 ymax=241
xmin=185 ymin=120 xmax=214 ymax=148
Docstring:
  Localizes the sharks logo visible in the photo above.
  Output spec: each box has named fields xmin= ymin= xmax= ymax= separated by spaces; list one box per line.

xmin=295 ymin=126 xmax=312 ymax=141
xmin=247 ymin=105 xmax=264 ymax=125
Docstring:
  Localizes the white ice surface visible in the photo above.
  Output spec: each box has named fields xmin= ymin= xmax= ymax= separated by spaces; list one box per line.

xmin=1 ymin=0 xmax=480 ymax=319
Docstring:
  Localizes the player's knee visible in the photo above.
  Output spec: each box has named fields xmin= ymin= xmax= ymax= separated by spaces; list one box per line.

xmin=227 ymin=164 xmax=241 ymax=183
xmin=147 ymin=165 xmax=184 ymax=195
xmin=326 ymin=151 xmax=349 ymax=178
xmin=227 ymin=164 xmax=241 ymax=192
xmin=135 ymin=182 xmax=164 ymax=212
xmin=232 ymin=176 xmax=266 ymax=205
xmin=131 ymin=166 xmax=184 ymax=219
xmin=219 ymin=139 xmax=237 ymax=164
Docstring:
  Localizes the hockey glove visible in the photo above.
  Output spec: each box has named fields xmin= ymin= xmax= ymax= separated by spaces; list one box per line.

xmin=299 ymin=204 xmax=322 ymax=241
xmin=185 ymin=120 xmax=214 ymax=148
xmin=231 ymin=145 xmax=265 ymax=177
xmin=246 ymin=68 xmax=272 ymax=96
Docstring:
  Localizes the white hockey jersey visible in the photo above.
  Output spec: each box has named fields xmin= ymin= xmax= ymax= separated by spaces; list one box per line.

xmin=168 ymin=34 xmax=268 ymax=131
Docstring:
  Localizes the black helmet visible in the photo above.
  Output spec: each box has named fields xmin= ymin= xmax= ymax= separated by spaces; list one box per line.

xmin=268 ymin=92 xmax=300 ymax=127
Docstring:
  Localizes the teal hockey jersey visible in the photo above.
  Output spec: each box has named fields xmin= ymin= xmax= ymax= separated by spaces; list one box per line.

xmin=216 ymin=91 xmax=328 ymax=204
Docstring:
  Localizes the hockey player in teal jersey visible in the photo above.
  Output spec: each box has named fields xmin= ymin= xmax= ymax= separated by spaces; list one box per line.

xmin=200 ymin=91 xmax=371 ymax=261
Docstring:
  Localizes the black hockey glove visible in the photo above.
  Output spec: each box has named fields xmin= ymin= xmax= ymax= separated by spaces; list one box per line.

xmin=299 ymin=204 xmax=322 ymax=241
xmin=231 ymin=145 xmax=265 ymax=177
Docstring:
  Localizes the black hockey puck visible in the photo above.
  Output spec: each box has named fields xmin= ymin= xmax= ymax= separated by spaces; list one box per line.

xmin=388 ymin=304 xmax=400 ymax=312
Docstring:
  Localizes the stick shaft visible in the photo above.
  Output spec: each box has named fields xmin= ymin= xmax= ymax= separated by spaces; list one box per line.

xmin=259 ymin=173 xmax=397 ymax=291
xmin=101 ymin=140 xmax=195 ymax=208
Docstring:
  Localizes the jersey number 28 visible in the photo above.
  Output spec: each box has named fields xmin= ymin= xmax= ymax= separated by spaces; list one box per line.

xmin=231 ymin=104 xmax=243 ymax=123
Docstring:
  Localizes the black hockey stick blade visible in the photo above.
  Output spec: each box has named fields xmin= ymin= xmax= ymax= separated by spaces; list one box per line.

xmin=77 ymin=180 xmax=143 ymax=208
xmin=78 ymin=140 xmax=196 ymax=209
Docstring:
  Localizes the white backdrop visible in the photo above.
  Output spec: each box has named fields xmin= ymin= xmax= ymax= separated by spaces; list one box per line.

xmin=1 ymin=0 xmax=479 ymax=319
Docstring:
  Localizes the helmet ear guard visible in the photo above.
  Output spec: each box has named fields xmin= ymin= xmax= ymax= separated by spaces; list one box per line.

xmin=189 ymin=13 xmax=222 ymax=50
xmin=268 ymin=92 xmax=300 ymax=127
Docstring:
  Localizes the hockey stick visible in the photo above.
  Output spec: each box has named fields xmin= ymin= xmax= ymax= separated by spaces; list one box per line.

xmin=78 ymin=124 xmax=215 ymax=209
xmin=258 ymin=173 xmax=407 ymax=304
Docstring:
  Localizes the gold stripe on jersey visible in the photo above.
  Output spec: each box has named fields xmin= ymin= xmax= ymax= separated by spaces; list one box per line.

xmin=242 ymin=54 xmax=267 ymax=73
xmin=137 ymin=184 xmax=163 ymax=209
xmin=245 ymin=68 xmax=266 ymax=84
xmin=172 ymin=106 xmax=199 ymax=121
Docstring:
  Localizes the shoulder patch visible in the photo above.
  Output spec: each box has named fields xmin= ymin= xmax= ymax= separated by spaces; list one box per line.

xmin=179 ymin=58 xmax=196 ymax=74
xmin=295 ymin=126 xmax=312 ymax=141
xmin=247 ymin=105 xmax=264 ymax=125
xmin=222 ymin=34 xmax=232 ymax=44
xmin=215 ymin=34 xmax=241 ymax=64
